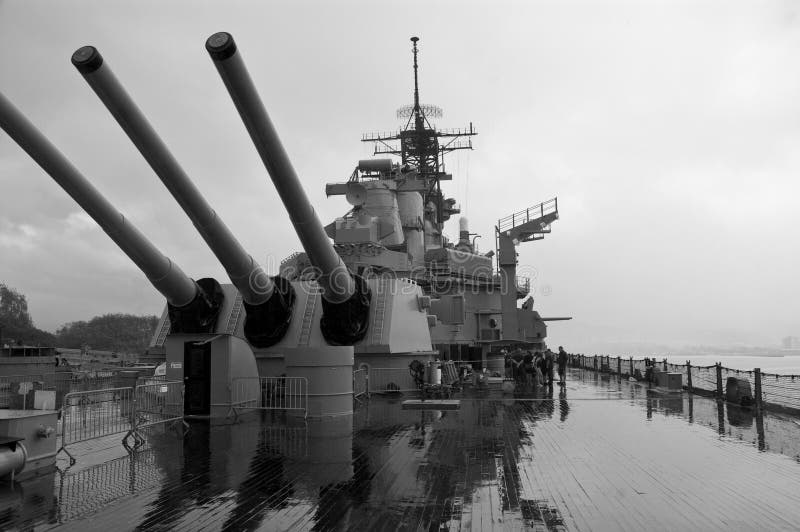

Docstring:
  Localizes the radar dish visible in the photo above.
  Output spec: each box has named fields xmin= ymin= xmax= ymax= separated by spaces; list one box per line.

xmin=396 ymin=104 xmax=442 ymax=119
xmin=345 ymin=183 xmax=367 ymax=207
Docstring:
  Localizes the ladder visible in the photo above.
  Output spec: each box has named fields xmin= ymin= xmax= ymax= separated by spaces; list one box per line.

xmin=297 ymin=289 xmax=319 ymax=346
xmin=226 ymin=294 xmax=244 ymax=334
xmin=371 ymin=290 xmax=387 ymax=345
xmin=155 ymin=316 xmax=171 ymax=347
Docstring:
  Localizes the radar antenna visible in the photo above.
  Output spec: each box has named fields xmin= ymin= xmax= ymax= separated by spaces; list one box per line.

xmin=361 ymin=36 xmax=477 ymax=230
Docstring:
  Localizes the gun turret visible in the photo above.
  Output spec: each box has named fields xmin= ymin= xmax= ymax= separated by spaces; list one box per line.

xmin=0 ymin=91 xmax=222 ymax=333
xmin=206 ymin=32 xmax=370 ymax=345
xmin=71 ymin=46 xmax=294 ymax=347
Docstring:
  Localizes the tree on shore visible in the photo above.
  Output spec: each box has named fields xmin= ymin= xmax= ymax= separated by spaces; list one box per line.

xmin=1 ymin=282 xmax=159 ymax=354
xmin=0 ymin=283 xmax=56 ymax=346
xmin=56 ymin=313 xmax=159 ymax=354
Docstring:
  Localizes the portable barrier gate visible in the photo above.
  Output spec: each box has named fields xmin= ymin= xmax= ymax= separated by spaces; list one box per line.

xmin=125 ymin=381 xmax=187 ymax=448
xmin=229 ymin=376 xmax=309 ymax=419
xmin=58 ymin=381 xmax=184 ymax=464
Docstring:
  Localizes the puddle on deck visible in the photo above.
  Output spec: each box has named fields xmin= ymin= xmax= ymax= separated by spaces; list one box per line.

xmin=3 ymin=369 xmax=800 ymax=531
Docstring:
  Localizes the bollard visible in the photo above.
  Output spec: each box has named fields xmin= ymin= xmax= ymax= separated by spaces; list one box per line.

xmin=754 ymin=367 xmax=763 ymax=411
xmin=686 ymin=360 xmax=693 ymax=392
xmin=715 ymin=363 xmax=723 ymax=400
xmin=617 ymin=357 xmax=621 ymax=376
xmin=629 ymin=357 xmax=634 ymax=376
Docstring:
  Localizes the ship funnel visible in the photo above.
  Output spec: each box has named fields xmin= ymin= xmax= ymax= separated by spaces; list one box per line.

xmin=0 ymin=91 xmax=222 ymax=333
xmin=71 ymin=46 xmax=294 ymax=347
xmin=206 ymin=32 xmax=370 ymax=345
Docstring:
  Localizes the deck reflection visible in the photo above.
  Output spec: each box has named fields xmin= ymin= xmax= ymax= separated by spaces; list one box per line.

xmin=3 ymin=369 xmax=800 ymax=530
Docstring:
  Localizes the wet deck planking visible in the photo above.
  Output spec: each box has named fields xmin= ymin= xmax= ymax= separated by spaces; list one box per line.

xmin=6 ymin=369 xmax=800 ymax=531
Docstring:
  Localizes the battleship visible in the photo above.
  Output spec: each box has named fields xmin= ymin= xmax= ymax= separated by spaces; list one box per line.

xmin=0 ymin=33 xmax=800 ymax=531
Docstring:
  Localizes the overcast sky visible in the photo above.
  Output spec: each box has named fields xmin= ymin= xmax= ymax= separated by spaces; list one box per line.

xmin=1 ymin=0 xmax=798 ymax=351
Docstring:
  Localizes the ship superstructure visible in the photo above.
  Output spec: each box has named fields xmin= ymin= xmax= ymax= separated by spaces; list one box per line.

xmin=278 ymin=37 xmax=566 ymax=368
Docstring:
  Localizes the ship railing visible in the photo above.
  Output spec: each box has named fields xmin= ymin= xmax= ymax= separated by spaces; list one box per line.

xmin=497 ymin=197 xmax=558 ymax=233
xmin=368 ymin=367 xmax=418 ymax=394
xmin=353 ymin=368 xmax=369 ymax=402
xmin=569 ymin=354 xmax=800 ymax=415
xmin=228 ymin=376 xmax=309 ymax=419
xmin=437 ymin=126 xmax=477 ymax=137
xmin=361 ymin=130 xmax=402 ymax=141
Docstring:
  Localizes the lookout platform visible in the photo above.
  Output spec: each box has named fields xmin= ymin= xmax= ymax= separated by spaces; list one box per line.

xmin=6 ymin=368 xmax=800 ymax=531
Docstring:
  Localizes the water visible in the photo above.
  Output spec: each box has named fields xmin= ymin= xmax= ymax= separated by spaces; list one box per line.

xmin=664 ymin=353 xmax=800 ymax=375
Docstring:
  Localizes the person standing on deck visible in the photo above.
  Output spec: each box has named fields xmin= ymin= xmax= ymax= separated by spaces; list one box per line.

xmin=522 ymin=350 xmax=535 ymax=386
xmin=544 ymin=349 xmax=555 ymax=387
xmin=533 ymin=351 xmax=544 ymax=386
xmin=502 ymin=349 xmax=513 ymax=379
xmin=557 ymin=346 xmax=568 ymax=385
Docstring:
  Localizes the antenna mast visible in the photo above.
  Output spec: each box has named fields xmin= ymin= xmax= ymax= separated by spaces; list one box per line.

xmin=411 ymin=36 xmax=423 ymax=131
xmin=361 ymin=37 xmax=477 ymax=231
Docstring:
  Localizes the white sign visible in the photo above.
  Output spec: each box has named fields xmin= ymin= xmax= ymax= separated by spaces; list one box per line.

xmin=170 ymin=362 xmax=182 ymax=369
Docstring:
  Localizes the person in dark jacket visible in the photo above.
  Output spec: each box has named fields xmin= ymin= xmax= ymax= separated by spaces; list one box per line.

xmin=557 ymin=346 xmax=568 ymax=385
xmin=522 ymin=351 xmax=534 ymax=386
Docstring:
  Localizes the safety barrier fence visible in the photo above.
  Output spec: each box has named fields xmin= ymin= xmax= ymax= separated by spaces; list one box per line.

xmin=364 ymin=361 xmax=462 ymax=395
xmin=132 ymin=382 xmax=184 ymax=430
xmin=0 ymin=370 xmax=173 ymax=410
xmin=58 ymin=381 xmax=184 ymax=464
xmin=229 ymin=376 xmax=308 ymax=418
xmin=569 ymin=354 xmax=800 ymax=415
xmin=353 ymin=369 xmax=369 ymax=401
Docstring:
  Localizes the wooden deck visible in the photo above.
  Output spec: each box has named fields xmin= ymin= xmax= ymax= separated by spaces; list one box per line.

xmin=7 ymin=368 xmax=800 ymax=531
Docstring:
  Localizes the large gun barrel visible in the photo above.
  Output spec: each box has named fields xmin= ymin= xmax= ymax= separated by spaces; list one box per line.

xmin=71 ymin=46 xmax=294 ymax=347
xmin=0 ymin=90 xmax=221 ymax=333
xmin=206 ymin=32 xmax=370 ymax=345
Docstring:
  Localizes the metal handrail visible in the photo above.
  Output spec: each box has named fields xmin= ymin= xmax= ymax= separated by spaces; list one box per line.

xmin=498 ymin=197 xmax=558 ymax=232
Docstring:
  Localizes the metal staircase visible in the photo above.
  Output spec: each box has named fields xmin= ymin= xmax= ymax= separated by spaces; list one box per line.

xmin=225 ymin=293 xmax=244 ymax=334
xmin=297 ymin=289 xmax=319 ymax=346
xmin=154 ymin=316 xmax=171 ymax=347
xmin=371 ymin=290 xmax=387 ymax=345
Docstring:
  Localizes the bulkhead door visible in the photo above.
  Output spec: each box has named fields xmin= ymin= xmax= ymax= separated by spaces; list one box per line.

xmin=184 ymin=341 xmax=211 ymax=416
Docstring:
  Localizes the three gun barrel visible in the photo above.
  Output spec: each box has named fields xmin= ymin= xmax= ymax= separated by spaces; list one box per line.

xmin=71 ymin=45 xmax=275 ymax=307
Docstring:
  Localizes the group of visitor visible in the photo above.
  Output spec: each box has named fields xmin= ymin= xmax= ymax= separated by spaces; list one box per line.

xmin=504 ymin=346 xmax=570 ymax=387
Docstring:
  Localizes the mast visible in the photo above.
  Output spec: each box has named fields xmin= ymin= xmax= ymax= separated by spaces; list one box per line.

xmin=361 ymin=37 xmax=477 ymax=242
